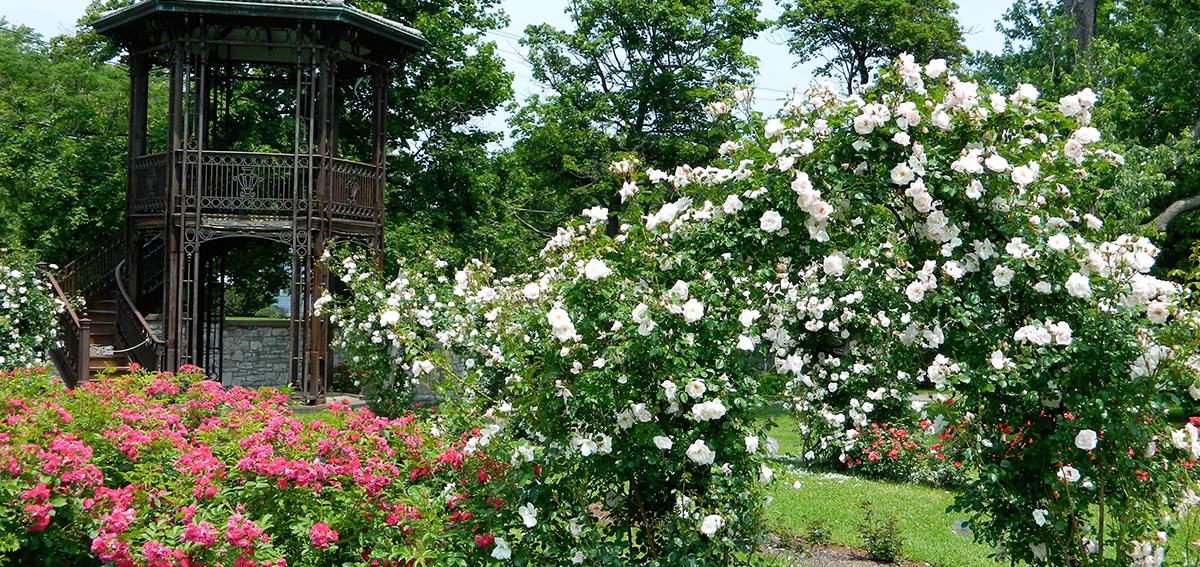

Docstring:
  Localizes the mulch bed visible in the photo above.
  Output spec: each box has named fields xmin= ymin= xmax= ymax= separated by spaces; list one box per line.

xmin=764 ymin=535 xmax=930 ymax=567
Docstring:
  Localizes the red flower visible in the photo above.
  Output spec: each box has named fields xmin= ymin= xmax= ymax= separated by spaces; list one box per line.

xmin=310 ymin=522 xmax=339 ymax=549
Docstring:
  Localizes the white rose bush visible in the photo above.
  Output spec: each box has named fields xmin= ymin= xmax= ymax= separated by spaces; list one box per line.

xmin=326 ymin=56 xmax=1200 ymax=565
xmin=0 ymin=252 xmax=62 ymax=370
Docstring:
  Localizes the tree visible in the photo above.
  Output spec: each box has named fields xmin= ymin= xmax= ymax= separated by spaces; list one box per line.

xmin=776 ymin=0 xmax=966 ymax=93
xmin=351 ymin=0 xmax=523 ymax=270
xmin=0 ymin=21 xmax=130 ymax=263
xmin=509 ymin=0 xmax=765 ymax=236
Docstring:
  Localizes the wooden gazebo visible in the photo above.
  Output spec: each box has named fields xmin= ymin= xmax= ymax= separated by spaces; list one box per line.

xmin=48 ymin=0 xmax=423 ymax=402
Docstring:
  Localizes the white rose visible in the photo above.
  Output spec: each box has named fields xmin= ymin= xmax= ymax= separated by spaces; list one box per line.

xmin=583 ymin=258 xmax=611 ymax=280
xmin=1065 ymin=272 xmax=1091 ymax=298
xmin=379 ymin=310 xmax=401 ymax=326
xmin=989 ymin=349 xmax=1012 ymax=370
xmin=682 ymin=298 xmax=705 ymax=322
xmin=759 ymin=210 xmax=783 ymax=232
xmin=686 ymin=439 xmax=716 ymax=465
xmin=1057 ymin=465 xmax=1081 ymax=483
xmin=684 ymin=379 xmax=707 ymax=398
xmin=924 ymin=58 xmax=947 ymax=78
xmin=492 ymin=537 xmax=511 ymax=559
xmin=905 ymin=281 xmax=926 ymax=303
xmin=931 ymin=109 xmax=951 ymax=130
xmin=722 ymin=194 xmax=743 ymax=214
xmin=984 ymin=154 xmax=1010 ymax=172
xmin=1075 ymin=429 xmax=1098 ymax=451
xmin=518 ymin=502 xmax=538 ymax=527
xmin=890 ymin=163 xmax=915 ymax=185
xmin=1047 ymin=233 xmax=1070 ymax=252
xmin=1033 ymin=509 xmax=1048 ymax=527
xmin=691 ymin=399 xmax=727 ymax=421
xmin=764 ymin=118 xmax=785 ymax=138
xmin=738 ymin=309 xmax=761 ymax=328
xmin=1146 ymin=301 xmax=1170 ymax=324
xmin=670 ymin=280 xmax=690 ymax=300
xmin=653 ymin=436 xmax=673 ymax=450
xmin=522 ymin=282 xmax=542 ymax=300
xmin=992 ymin=265 xmax=1016 ymax=288
xmin=631 ymin=302 xmax=651 ymax=323
xmin=1011 ymin=164 xmax=1039 ymax=187
xmin=582 ymin=205 xmax=608 ymax=223
xmin=823 ymin=253 xmax=846 ymax=277
xmin=699 ymin=514 xmax=725 ymax=537
xmin=745 ymin=435 xmax=759 ymax=454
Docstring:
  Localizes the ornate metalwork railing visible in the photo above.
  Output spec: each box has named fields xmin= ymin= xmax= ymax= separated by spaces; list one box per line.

xmin=188 ymin=150 xmax=303 ymax=215
xmin=39 ymin=263 xmax=88 ymax=388
xmin=57 ymin=237 xmax=122 ymax=300
xmin=325 ymin=157 xmax=382 ymax=221
xmin=115 ymin=260 xmax=165 ymax=371
xmin=130 ymin=153 xmax=170 ymax=215
xmin=129 ymin=150 xmax=384 ymax=222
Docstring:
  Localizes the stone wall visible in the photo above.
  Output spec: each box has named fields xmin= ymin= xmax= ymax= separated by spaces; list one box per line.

xmin=219 ymin=318 xmax=291 ymax=388
xmin=144 ymin=316 xmax=293 ymax=388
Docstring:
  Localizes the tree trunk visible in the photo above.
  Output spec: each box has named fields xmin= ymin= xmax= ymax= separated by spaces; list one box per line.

xmin=856 ymin=51 xmax=869 ymax=91
xmin=1064 ymin=0 xmax=1097 ymax=54
xmin=1146 ymin=194 xmax=1200 ymax=232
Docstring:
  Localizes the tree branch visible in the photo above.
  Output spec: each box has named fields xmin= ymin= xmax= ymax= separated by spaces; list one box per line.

xmin=1146 ymin=194 xmax=1200 ymax=232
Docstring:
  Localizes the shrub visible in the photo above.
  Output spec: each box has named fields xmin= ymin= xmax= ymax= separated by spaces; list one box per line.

xmin=0 ymin=367 xmax=510 ymax=565
xmin=857 ymin=501 xmax=903 ymax=563
xmin=328 ymin=54 xmax=1200 ymax=565
xmin=0 ymin=251 xmax=62 ymax=369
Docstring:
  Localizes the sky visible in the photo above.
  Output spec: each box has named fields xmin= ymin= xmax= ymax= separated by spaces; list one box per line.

xmin=5 ymin=0 xmax=1015 ymax=134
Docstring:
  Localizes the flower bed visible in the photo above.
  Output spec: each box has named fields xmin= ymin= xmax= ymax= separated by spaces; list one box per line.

xmin=0 ymin=367 xmax=509 ymax=565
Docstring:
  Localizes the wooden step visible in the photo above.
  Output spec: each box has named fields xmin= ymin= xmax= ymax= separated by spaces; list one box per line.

xmin=89 ymin=334 xmax=116 ymax=347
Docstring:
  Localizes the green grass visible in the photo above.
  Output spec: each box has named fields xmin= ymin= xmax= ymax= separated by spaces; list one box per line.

xmin=761 ymin=412 xmax=1200 ymax=566
xmin=766 ymin=472 xmax=996 ymax=567
xmin=763 ymin=410 xmax=997 ymax=566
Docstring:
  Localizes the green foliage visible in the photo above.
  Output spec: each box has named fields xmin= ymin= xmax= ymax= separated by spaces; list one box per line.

xmin=0 ymin=22 xmax=129 ymax=263
xmin=350 ymin=0 xmax=528 ymax=272
xmin=777 ymin=0 xmax=966 ymax=93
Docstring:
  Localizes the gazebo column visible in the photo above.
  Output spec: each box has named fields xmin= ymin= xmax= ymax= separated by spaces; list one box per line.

xmin=125 ymin=53 xmax=149 ymax=294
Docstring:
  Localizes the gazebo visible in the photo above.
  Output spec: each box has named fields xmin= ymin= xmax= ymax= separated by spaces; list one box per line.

xmin=61 ymin=0 xmax=424 ymax=402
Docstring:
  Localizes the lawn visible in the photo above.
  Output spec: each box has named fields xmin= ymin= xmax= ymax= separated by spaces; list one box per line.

xmin=764 ymin=414 xmax=1200 ymax=567
xmin=766 ymin=471 xmax=996 ymax=566
xmin=761 ymin=411 xmax=996 ymax=566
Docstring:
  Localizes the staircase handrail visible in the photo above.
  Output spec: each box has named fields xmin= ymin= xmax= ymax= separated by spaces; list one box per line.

xmin=56 ymin=237 xmax=123 ymax=299
xmin=38 ymin=263 xmax=89 ymax=387
xmin=115 ymin=259 xmax=165 ymax=370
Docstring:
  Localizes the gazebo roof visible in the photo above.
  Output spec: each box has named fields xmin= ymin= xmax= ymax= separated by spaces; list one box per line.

xmin=93 ymin=0 xmax=426 ymax=55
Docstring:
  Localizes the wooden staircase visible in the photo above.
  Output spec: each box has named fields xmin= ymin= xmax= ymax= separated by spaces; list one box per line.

xmin=42 ymin=239 xmax=164 ymax=386
xmin=85 ymin=294 xmax=132 ymax=378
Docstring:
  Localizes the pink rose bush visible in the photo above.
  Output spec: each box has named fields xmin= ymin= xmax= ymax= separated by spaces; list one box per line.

xmin=0 ymin=367 xmax=511 ymax=565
